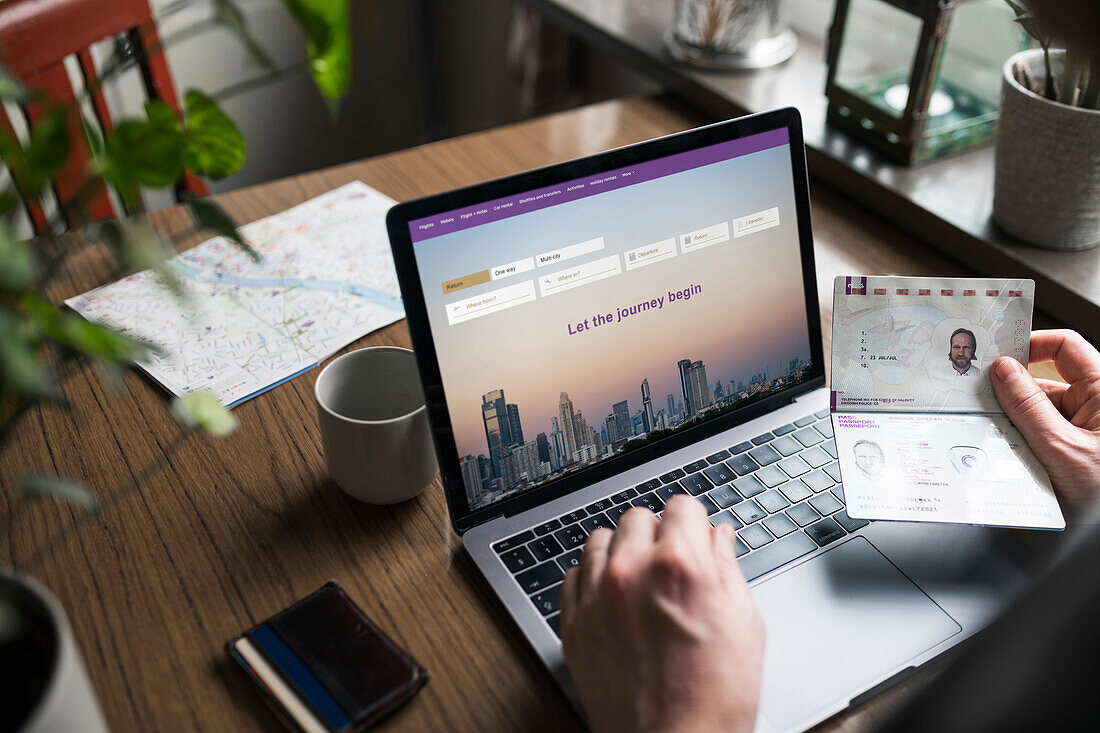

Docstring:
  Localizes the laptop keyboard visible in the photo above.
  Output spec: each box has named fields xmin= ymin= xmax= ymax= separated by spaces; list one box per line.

xmin=490 ymin=409 xmax=871 ymax=639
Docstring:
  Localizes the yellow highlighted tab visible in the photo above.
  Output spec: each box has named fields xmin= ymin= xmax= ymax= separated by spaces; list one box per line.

xmin=441 ymin=270 xmax=491 ymax=294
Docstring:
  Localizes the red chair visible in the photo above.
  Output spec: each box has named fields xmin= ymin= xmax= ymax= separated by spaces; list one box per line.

xmin=0 ymin=0 xmax=206 ymax=234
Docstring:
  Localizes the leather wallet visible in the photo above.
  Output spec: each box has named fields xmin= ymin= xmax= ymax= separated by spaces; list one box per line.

xmin=227 ymin=581 xmax=430 ymax=732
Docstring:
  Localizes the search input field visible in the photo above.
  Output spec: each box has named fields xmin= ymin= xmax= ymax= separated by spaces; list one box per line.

xmin=445 ymin=280 xmax=537 ymax=325
xmin=734 ymin=207 xmax=781 ymax=238
xmin=624 ymin=238 xmax=677 ymax=271
xmin=536 ymin=237 xmax=604 ymax=268
xmin=679 ymin=222 xmax=730 ymax=253
xmin=538 ymin=254 xmax=622 ymax=297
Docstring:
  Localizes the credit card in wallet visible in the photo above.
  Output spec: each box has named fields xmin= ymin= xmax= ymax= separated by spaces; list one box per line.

xmin=227 ymin=581 xmax=429 ymax=733
xmin=829 ymin=276 xmax=1064 ymax=530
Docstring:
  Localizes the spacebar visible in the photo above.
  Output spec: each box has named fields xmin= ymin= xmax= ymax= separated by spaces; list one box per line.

xmin=738 ymin=532 xmax=818 ymax=582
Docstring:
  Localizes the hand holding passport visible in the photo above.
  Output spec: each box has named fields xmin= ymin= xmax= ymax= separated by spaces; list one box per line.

xmin=830 ymin=276 xmax=1065 ymax=530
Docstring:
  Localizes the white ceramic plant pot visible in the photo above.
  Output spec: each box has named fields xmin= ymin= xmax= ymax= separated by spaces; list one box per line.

xmin=993 ymin=49 xmax=1100 ymax=251
xmin=1 ymin=570 xmax=108 ymax=733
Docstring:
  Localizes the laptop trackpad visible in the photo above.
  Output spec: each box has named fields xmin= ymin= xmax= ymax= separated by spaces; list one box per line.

xmin=752 ymin=537 xmax=961 ymax=731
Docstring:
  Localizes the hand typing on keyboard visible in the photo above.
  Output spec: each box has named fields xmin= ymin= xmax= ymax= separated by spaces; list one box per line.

xmin=560 ymin=496 xmax=764 ymax=733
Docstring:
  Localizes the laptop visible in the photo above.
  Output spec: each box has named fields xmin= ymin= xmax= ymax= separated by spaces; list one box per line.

xmin=386 ymin=108 xmax=1029 ymax=732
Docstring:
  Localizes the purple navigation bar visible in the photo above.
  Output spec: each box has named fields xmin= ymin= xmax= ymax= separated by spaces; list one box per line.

xmin=408 ymin=127 xmax=790 ymax=243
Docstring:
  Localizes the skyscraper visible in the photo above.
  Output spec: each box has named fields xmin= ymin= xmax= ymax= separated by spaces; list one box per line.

xmin=536 ymin=432 xmax=551 ymax=465
xmin=678 ymin=359 xmax=694 ymax=417
xmin=459 ymin=455 xmax=481 ymax=507
xmin=604 ymin=413 xmax=618 ymax=444
xmin=688 ymin=360 xmax=712 ymax=415
xmin=506 ymin=402 xmax=524 ymax=447
xmin=559 ymin=392 xmax=578 ymax=461
xmin=612 ymin=400 xmax=631 ymax=443
xmin=482 ymin=389 xmax=511 ymax=477
xmin=667 ymin=393 xmax=677 ymax=419
xmin=641 ymin=378 xmax=655 ymax=433
xmin=714 ymin=380 xmax=724 ymax=401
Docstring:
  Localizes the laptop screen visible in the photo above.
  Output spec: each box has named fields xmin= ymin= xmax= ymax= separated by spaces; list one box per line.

xmin=407 ymin=126 xmax=814 ymax=513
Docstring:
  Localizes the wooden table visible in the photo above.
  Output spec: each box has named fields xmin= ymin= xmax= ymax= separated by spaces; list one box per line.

xmin=0 ymin=94 xmax=1061 ymax=732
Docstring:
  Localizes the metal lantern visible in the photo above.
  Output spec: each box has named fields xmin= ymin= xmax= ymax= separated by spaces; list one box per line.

xmin=825 ymin=0 xmax=1027 ymax=164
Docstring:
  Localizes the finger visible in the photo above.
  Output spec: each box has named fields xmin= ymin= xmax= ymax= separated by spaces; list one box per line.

xmin=1035 ymin=377 xmax=1069 ymax=414
xmin=992 ymin=356 xmax=1073 ymax=458
xmin=560 ymin=566 xmax=580 ymax=627
xmin=656 ymin=495 xmax=711 ymax=556
xmin=712 ymin=524 xmax=749 ymax=592
xmin=579 ymin=527 xmax=613 ymax=597
xmin=609 ymin=506 xmax=658 ymax=560
xmin=1028 ymin=330 xmax=1100 ymax=383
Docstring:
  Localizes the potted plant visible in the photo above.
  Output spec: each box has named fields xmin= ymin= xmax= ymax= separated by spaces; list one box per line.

xmin=0 ymin=1 xmax=350 ymax=728
xmin=994 ymin=0 xmax=1100 ymax=251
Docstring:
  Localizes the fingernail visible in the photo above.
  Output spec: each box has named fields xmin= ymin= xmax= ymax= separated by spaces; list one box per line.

xmin=996 ymin=358 xmax=1020 ymax=380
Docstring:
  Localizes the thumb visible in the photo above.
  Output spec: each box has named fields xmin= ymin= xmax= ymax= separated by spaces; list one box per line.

xmin=991 ymin=356 xmax=1070 ymax=457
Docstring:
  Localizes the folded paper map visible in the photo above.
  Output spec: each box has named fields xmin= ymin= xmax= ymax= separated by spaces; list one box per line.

xmin=67 ymin=182 xmax=405 ymax=407
xmin=830 ymin=276 xmax=1064 ymax=530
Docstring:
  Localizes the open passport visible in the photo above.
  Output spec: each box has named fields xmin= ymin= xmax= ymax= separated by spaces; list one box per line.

xmin=829 ymin=276 xmax=1064 ymax=530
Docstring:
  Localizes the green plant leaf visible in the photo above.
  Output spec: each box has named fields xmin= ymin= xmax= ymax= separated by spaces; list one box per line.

xmin=181 ymin=90 xmax=244 ymax=179
xmin=279 ymin=0 xmax=351 ymax=109
xmin=171 ymin=391 xmax=238 ymax=436
xmin=0 ymin=109 xmax=69 ymax=198
xmin=186 ymin=197 xmax=259 ymax=261
xmin=213 ymin=0 xmax=278 ymax=70
xmin=0 ymin=221 xmax=32 ymax=292
xmin=16 ymin=474 xmax=98 ymax=510
xmin=102 ymin=104 xmax=185 ymax=190
xmin=0 ymin=63 xmax=31 ymax=102
xmin=89 ymin=219 xmax=186 ymax=299
xmin=25 ymin=294 xmax=148 ymax=364
xmin=0 ymin=310 xmax=50 ymax=399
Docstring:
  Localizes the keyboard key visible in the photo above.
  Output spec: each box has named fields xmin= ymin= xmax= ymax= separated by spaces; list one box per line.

xmin=756 ymin=465 xmax=788 ymax=488
xmin=739 ymin=523 xmax=774 ymax=549
xmin=708 ymin=484 xmax=740 ymax=509
xmin=738 ymin=532 xmax=817 ymax=581
xmin=777 ymin=455 xmax=811 ymax=478
xmin=763 ymin=513 xmax=798 ymax=537
xmin=682 ymin=459 xmax=708 ymax=474
xmin=772 ymin=423 xmax=796 ymax=436
xmin=794 ymin=427 xmax=824 ymax=447
xmin=734 ymin=537 xmax=750 ymax=557
xmin=786 ymin=502 xmax=821 ymax=526
xmin=751 ymin=432 xmax=774 ymax=445
xmin=834 ymin=510 xmax=869 ymax=533
xmin=703 ymin=463 xmax=736 ymax=485
xmin=733 ymin=500 xmax=767 ymax=525
xmin=706 ymin=449 xmax=731 ymax=463
xmin=809 ymin=492 xmax=843 ymax=516
xmin=530 ymin=536 xmax=564 ymax=561
xmin=710 ymin=510 xmax=744 ymax=530
xmin=679 ymin=473 xmax=713 ymax=495
xmin=823 ymin=461 xmax=843 ymax=483
xmin=821 ymin=439 xmax=839 ymax=459
xmin=531 ymin=584 xmax=562 ymax=616
xmin=794 ymin=415 xmax=816 ymax=427
xmin=801 ymin=446 xmax=831 ymax=468
xmin=656 ymin=482 xmax=689 ymax=502
xmin=501 ymin=546 xmax=536 ymax=573
xmin=534 ymin=519 xmax=562 ymax=536
xmin=516 ymin=562 xmax=563 ymax=593
xmin=547 ymin=613 xmax=562 ymax=638
xmin=554 ymin=524 xmax=587 ymax=550
xmin=757 ymin=489 xmax=791 ymax=514
xmin=557 ymin=549 xmax=583 ymax=572
xmin=585 ymin=498 xmax=613 ymax=514
xmin=815 ymin=420 xmax=834 ymax=438
xmin=725 ymin=454 xmax=760 ymax=476
xmin=635 ymin=478 xmax=662 ymax=493
xmin=733 ymin=474 xmax=766 ymax=498
xmin=831 ymin=484 xmax=845 ymax=502
xmin=581 ymin=513 xmax=615 ymax=534
xmin=632 ymin=491 xmax=665 ymax=513
xmin=802 ymin=470 xmax=835 ymax=493
xmin=748 ymin=444 xmax=782 ymax=466
xmin=493 ymin=531 xmax=534 ymax=554
xmin=557 ymin=509 xmax=587 ymax=525
xmin=814 ymin=408 xmax=831 ymax=419
xmin=806 ymin=517 xmax=847 ymax=547
xmin=659 ymin=469 xmax=686 ymax=483
xmin=612 ymin=488 xmax=638 ymax=504
xmin=729 ymin=440 xmax=753 ymax=454
xmin=771 ymin=435 xmax=802 ymax=456
xmin=694 ymin=494 xmax=720 ymax=515
xmin=607 ymin=503 xmax=633 ymax=523
xmin=779 ymin=480 xmax=813 ymax=503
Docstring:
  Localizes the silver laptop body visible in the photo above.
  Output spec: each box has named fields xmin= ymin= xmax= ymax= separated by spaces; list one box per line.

xmin=387 ymin=108 xmax=1028 ymax=732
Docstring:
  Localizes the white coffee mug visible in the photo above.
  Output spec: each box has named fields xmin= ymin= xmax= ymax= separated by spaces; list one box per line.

xmin=314 ymin=347 xmax=439 ymax=504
